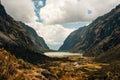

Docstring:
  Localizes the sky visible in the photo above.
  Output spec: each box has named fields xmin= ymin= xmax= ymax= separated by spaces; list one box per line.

xmin=1 ymin=0 xmax=120 ymax=50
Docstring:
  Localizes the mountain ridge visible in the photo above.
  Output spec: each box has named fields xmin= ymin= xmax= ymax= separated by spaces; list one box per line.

xmin=59 ymin=4 xmax=120 ymax=56
xmin=0 ymin=4 xmax=50 ymax=63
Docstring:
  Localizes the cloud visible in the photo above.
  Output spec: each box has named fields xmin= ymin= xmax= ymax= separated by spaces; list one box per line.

xmin=40 ymin=0 xmax=120 ymax=24
xmin=1 ymin=0 xmax=76 ymax=50
xmin=39 ymin=1 xmax=44 ymax=6
xmin=2 ymin=0 xmax=37 ymax=23
xmin=28 ymin=22 xmax=75 ymax=50
xmin=1 ymin=0 xmax=120 ymax=50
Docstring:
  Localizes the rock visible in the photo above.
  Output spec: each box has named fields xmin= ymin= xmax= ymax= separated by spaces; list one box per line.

xmin=73 ymin=62 xmax=79 ymax=67
xmin=41 ymin=69 xmax=58 ymax=80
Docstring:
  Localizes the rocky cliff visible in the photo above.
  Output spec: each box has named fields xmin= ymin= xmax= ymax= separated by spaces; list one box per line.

xmin=59 ymin=4 xmax=120 ymax=56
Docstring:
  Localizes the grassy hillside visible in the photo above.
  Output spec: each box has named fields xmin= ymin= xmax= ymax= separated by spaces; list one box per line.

xmin=0 ymin=48 xmax=57 ymax=80
xmin=89 ymin=45 xmax=120 ymax=79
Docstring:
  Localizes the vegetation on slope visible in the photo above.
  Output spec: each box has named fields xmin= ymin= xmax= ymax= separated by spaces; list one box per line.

xmin=96 ymin=44 xmax=120 ymax=63
xmin=0 ymin=48 xmax=58 ymax=80
xmin=39 ymin=55 xmax=120 ymax=80
xmin=90 ymin=44 xmax=120 ymax=80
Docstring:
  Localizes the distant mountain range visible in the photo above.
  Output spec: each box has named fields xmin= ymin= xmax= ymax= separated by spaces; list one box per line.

xmin=59 ymin=4 xmax=120 ymax=58
xmin=0 ymin=4 xmax=50 ymax=63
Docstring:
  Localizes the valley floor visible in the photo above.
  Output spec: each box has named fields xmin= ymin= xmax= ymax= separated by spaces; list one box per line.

xmin=0 ymin=50 xmax=120 ymax=80
xmin=39 ymin=52 xmax=120 ymax=80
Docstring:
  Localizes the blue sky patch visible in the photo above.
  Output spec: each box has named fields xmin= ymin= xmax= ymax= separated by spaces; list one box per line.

xmin=63 ymin=22 xmax=90 ymax=29
xmin=32 ymin=0 xmax=46 ymax=22
xmin=87 ymin=10 xmax=92 ymax=14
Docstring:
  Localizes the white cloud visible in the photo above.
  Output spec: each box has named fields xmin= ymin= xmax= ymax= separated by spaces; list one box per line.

xmin=2 ymin=0 xmax=37 ymax=23
xmin=1 ymin=0 xmax=120 ymax=50
xmin=1 ymin=0 xmax=75 ymax=50
xmin=28 ymin=22 xmax=75 ymax=50
xmin=40 ymin=0 xmax=120 ymax=24
xmin=39 ymin=1 xmax=43 ymax=6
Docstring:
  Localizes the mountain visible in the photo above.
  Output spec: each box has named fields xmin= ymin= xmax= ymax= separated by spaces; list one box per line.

xmin=59 ymin=26 xmax=88 ymax=52
xmin=20 ymin=22 xmax=49 ymax=52
xmin=59 ymin=4 xmax=120 ymax=56
xmin=0 ymin=4 xmax=50 ymax=63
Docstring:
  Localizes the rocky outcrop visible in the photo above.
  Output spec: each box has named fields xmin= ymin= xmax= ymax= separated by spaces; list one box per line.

xmin=59 ymin=4 xmax=120 ymax=56
xmin=0 ymin=4 xmax=50 ymax=63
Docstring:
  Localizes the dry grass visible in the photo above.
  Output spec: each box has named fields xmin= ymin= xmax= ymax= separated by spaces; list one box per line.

xmin=0 ymin=48 xmax=56 ymax=80
xmin=0 ymin=48 xmax=17 ymax=80
xmin=88 ymin=61 xmax=120 ymax=80
xmin=39 ymin=56 xmax=102 ymax=80
xmin=1 ymin=48 xmax=119 ymax=80
xmin=39 ymin=55 xmax=120 ymax=80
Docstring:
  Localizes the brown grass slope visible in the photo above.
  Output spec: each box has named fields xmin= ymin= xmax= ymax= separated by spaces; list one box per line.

xmin=0 ymin=48 xmax=58 ymax=80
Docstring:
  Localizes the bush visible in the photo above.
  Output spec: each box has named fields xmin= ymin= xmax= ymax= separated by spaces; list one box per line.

xmin=0 ymin=49 xmax=17 ymax=80
xmin=88 ymin=62 xmax=120 ymax=80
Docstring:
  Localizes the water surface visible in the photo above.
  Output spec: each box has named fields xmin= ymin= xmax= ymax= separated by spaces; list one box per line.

xmin=44 ymin=52 xmax=82 ymax=57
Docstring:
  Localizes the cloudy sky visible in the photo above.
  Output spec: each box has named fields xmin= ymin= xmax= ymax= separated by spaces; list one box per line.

xmin=2 ymin=0 xmax=120 ymax=50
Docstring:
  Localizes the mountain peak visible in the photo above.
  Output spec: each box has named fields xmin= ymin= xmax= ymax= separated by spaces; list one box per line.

xmin=0 ymin=4 xmax=7 ymax=17
xmin=0 ymin=4 xmax=13 ymax=21
xmin=116 ymin=4 xmax=120 ymax=9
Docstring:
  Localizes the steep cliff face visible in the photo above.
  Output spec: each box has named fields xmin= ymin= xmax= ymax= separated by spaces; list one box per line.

xmin=0 ymin=4 xmax=49 ymax=63
xmin=20 ymin=22 xmax=49 ymax=52
xmin=59 ymin=4 xmax=120 ymax=56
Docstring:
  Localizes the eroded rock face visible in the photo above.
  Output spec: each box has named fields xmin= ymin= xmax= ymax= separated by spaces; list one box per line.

xmin=0 ymin=4 xmax=49 ymax=63
xmin=59 ymin=4 xmax=120 ymax=56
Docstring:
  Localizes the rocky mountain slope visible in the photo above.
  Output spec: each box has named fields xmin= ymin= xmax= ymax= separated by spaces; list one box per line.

xmin=20 ymin=22 xmax=49 ymax=52
xmin=96 ymin=44 xmax=120 ymax=62
xmin=59 ymin=4 xmax=120 ymax=56
xmin=0 ymin=4 xmax=50 ymax=63
xmin=59 ymin=26 xmax=88 ymax=52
